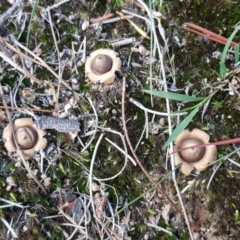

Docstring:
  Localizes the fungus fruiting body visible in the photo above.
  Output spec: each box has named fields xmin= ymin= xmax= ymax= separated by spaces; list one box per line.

xmin=173 ymin=128 xmax=217 ymax=175
xmin=85 ymin=49 xmax=121 ymax=84
xmin=3 ymin=118 xmax=47 ymax=159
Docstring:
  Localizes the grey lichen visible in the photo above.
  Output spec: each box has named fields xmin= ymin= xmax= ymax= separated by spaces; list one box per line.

xmin=35 ymin=116 xmax=80 ymax=133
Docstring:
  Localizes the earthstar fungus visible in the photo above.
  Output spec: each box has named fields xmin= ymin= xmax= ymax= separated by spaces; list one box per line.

xmin=3 ymin=118 xmax=47 ymax=159
xmin=173 ymin=128 xmax=217 ymax=175
xmin=85 ymin=49 xmax=121 ymax=84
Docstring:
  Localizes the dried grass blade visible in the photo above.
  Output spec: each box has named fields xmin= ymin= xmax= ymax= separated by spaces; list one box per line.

xmin=0 ymin=51 xmax=42 ymax=85
xmin=116 ymin=11 xmax=150 ymax=40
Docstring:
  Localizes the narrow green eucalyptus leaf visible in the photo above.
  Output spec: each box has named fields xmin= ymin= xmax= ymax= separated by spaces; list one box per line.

xmin=234 ymin=45 xmax=239 ymax=64
xmin=170 ymin=54 xmax=175 ymax=64
xmin=219 ymin=62 xmax=227 ymax=77
xmin=26 ymin=0 xmax=39 ymax=47
xmin=220 ymin=24 xmax=240 ymax=77
xmin=163 ymin=107 xmax=199 ymax=149
xmin=142 ymin=90 xmax=205 ymax=102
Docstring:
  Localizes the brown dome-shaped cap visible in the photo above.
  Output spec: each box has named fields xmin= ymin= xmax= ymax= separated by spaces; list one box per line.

xmin=173 ymin=129 xmax=217 ymax=176
xmin=15 ymin=127 xmax=38 ymax=149
xmin=3 ymin=118 xmax=47 ymax=160
xmin=178 ymin=138 xmax=206 ymax=163
xmin=85 ymin=49 xmax=121 ymax=85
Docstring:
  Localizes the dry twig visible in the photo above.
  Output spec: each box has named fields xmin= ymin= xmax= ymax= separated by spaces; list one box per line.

xmin=121 ymin=76 xmax=201 ymax=233
xmin=89 ymin=13 xmax=114 ymax=24
xmin=121 ymin=77 xmax=182 ymax=214
xmin=0 ymin=105 xmax=52 ymax=113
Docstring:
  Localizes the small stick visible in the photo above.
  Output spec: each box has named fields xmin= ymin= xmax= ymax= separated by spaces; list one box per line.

xmin=0 ymin=0 xmax=22 ymax=26
xmin=47 ymin=0 xmax=70 ymax=10
xmin=121 ymin=78 xmax=184 ymax=218
xmin=0 ymin=51 xmax=43 ymax=85
xmin=134 ymin=1 xmax=145 ymax=11
xmin=182 ymin=22 xmax=239 ymax=48
xmin=170 ymin=137 xmax=240 ymax=155
xmin=0 ymin=105 xmax=52 ymax=113
xmin=9 ymin=35 xmax=73 ymax=90
xmin=3 ymin=39 xmax=43 ymax=66
xmin=89 ymin=13 xmax=114 ymax=24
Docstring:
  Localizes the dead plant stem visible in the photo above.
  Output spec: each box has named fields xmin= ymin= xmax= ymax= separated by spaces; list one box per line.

xmin=121 ymin=76 xmax=184 ymax=217
xmin=0 ymin=105 xmax=52 ymax=113
xmin=0 ymin=0 xmax=23 ymax=26
xmin=170 ymin=138 xmax=240 ymax=155
xmin=0 ymin=51 xmax=42 ymax=85
xmin=8 ymin=35 xmax=72 ymax=90
xmin=89 ymin=13 xmax=114 ymax=24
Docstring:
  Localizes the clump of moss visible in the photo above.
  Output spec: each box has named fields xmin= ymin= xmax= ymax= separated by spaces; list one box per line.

xmin=208 ymin=168 xmax=240 ymax=237
xmin=164 ymin=0 xmax=240 ymax=92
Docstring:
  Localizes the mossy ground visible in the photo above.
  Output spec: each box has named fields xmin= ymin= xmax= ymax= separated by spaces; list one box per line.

xmin=1 ymin=0 xmax=240 ymax=239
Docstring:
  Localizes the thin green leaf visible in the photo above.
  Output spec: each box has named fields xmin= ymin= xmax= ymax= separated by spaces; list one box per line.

xmin=163 ymin=107 xmax=199 ymax=149
xmin=10 ymin=192 xmax=17 ymax=202
xmin=235 ymin=210 xmax=239 ymax=223
xmin=142 ymin=90 xmax=205 ymax=102
xmin=220 ymin=24 xmax=240 ymax=77
xmin=219 ymin=62 xmax=227 ymax=77
xmin=26 ymin=0 xmax=39 ymax=47
xmin=234 ymin=45 xmax=239 ymax=64
xmin=169 ymin=54 xmax=175 ymax=64
xmin=59 ymin=163 xmax=66 ymax=175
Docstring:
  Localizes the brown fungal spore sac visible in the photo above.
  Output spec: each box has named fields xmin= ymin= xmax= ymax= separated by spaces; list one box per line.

xmin=3 ymin=118 xmax=47 ymax=159
xmin=85 ymin=49 xmax=122 ymax=85
xmin=92 ymin=54 xmax=113 ymax=74
xmin=173 ymin=128 xmax=217 ymax=176
xmin=179 ymin=138 xmax=206 ymax=163
xmin=15 ymin=127 xmax=38 ymax=149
